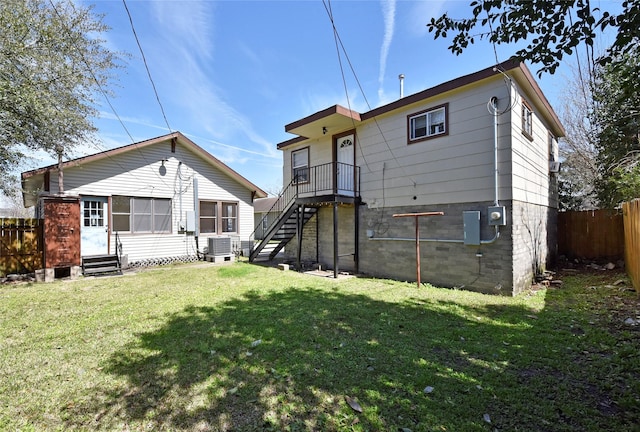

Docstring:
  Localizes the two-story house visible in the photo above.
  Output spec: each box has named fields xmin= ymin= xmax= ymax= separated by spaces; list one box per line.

xmin=251 ymin=60 xmax=564 ymax=295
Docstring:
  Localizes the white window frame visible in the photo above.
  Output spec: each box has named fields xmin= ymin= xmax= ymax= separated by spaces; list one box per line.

xmin=408 ymin=103 xmax=448 ymax=143
xmin=522 ymin=99 xmax=533 ymax=140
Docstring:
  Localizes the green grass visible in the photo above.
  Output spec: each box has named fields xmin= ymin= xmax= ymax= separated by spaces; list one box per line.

xmin=1 ymin=262 xmax=639 ymax=431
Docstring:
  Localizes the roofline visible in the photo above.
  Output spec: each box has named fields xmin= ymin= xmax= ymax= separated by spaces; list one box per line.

xmin=276 ymin=136 xmax=307 ymax=150
xmin=277 ymin=59 xmax=565 ymax=150
xmin=21 ymin=131 xmax=267 ymax=198
xmin=284 ymin=104 xmax=361 ymax=134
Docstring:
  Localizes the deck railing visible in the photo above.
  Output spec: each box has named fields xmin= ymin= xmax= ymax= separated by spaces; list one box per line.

xmin=251 ymin=162 xmax=360 ymax=241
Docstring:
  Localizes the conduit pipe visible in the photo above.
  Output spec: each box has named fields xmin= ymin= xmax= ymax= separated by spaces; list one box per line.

xmin=367 ymin=225 xmax=499 ymax=245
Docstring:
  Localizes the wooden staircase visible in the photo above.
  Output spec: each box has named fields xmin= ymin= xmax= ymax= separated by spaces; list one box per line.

xmin=82 ymin=254 xmax=122 ymax=276
xmin=250 ymin=205 xmax=318 ymax=262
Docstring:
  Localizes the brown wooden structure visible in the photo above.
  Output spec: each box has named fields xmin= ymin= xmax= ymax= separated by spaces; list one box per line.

xmin=0 ymin=218 xmax=43 ymax=276
xmin=623 ymin=200 xmax=640 ymax=292
xmin=557 ymin=210 xmax=624 ymax=260
xmin=42 ymin=196 xmax=81 ymax=271
xmin=392 ymin=212 xmax=444 ymax=287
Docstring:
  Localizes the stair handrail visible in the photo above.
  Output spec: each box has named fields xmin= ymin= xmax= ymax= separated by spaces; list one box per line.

xmin=250 ymin=174 xmax=301 ymax=243
xmin=114 ymin=230 xmax=123 ymax=269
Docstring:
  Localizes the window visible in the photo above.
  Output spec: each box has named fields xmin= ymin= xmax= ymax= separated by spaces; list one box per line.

xmin=112 ymin=196 xmax=131 ymax=231
xmin=83 ymin=200 xmax=104 ymax=227
xmin=522 ymin=99 xmax=533 ymax=139
xmin=200 ymin=201 xmax=217 ymax=233
xmin=221 ymin=203 xmax=237 ymax=233
xmin=292 ymin=147 xmax=309 ymax=183
xmin=408 ymin=104 xmax=448 ymax=143
xmin=199 ymin=201 xmax=238 ymax=234
xmin=112 ymin=196 xmax=172 ymax=233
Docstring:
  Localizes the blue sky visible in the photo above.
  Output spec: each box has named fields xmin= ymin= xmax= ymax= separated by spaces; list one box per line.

xmin=24 ymin=0 xmax=609 ymax=196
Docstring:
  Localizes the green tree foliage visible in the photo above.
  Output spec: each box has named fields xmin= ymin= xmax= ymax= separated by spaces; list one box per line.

xmin=0 ymin=0 xmax=121 ymax=196
xmin=592 ymin=54 xmax=640 ymax=207
xmin=427 ymin=0 xmax=639 ymax=76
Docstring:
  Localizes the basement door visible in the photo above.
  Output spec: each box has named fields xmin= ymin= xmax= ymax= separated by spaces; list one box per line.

xmin=80 ymin=196 xmax=109 ymax=256
xmin=336 ymin=134 xmax=355 ymax=196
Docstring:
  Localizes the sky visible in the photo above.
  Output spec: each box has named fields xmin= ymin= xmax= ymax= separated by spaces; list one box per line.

xmin=18 ymin=0 xmax=615 ymax=198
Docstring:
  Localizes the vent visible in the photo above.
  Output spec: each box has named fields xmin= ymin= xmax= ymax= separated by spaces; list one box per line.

xmin=208 ymin=237 xmax=231 ymax=256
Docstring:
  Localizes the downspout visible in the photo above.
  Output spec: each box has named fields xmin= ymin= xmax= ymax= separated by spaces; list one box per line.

xmin=193 ymin=177 xmax=200 ymax=259
xmin=491 ymin=96 xmax=500 ymax=207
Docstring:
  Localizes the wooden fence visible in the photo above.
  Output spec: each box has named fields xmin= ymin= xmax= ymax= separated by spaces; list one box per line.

xmin=557 ymin=210 xmax=625 ymax=260
xmin=0 ymin=218 xmax=44 ymax=276
xmin=622 ymin=200 xmax=640 ymax=292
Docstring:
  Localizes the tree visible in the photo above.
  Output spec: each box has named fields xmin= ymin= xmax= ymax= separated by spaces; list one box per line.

xmin=592 ymin=53 xmax=640 ymax=207
xmin=556 ymin=61 xmax=599 ymax=210
xmin=427 ymin=0 xmax=639 ymax=77
xmin=0 ymin=0 xmax=121 ymax=196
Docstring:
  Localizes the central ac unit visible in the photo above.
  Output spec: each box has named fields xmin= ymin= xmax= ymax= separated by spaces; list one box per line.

xmin=208 ymin=237 xmax=231 ymax=256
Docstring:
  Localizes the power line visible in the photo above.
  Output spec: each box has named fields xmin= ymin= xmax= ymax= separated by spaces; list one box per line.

xmin=321 ymin=0 xmax=417 ymax=189
xmin=122 ymin=0 xmax=172 ymax=134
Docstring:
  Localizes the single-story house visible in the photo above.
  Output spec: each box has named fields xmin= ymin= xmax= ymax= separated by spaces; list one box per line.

xmin=253 ymin=197 xmax=278 ymax=240
xmin=21 ymin=131 xmax=267 ymax=273
xmin=251 ymin=60 xmax=564 ymax=295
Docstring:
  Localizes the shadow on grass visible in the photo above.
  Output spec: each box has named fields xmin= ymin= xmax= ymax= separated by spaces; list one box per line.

xmin=67 ymin=281 xmax=639 ymax=431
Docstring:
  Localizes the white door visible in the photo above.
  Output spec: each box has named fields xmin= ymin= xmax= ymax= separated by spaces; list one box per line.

xmin=80 ymin=197 xmax=109 ymax=256
xmin=336 ymin=134 xmax=355 ymax=196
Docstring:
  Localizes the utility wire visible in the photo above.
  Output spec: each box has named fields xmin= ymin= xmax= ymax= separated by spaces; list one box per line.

xmin=322 ymin=0 xmax=417 ymax=188
xmin=122 ymin=0 xmax=172 ymax=134
xmin=46 ymin=0 xmax=170 ymax=189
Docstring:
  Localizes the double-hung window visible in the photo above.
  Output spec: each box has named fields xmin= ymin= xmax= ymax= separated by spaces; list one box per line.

xmin=112 ymin=196 xmax=172 ymax=233
xmin=199 ymin=201 xmax=238 ymax=234
xmin=292 ymin=147 xmax=309 ymax=183
xmin=408 ymin=103 xmax=448 ymax=143
xmin=522 ymin=99 xmax=533 ymax=140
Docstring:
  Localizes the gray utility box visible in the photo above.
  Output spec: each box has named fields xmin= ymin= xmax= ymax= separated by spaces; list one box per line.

xmin=488 ymin=205 xmax=507 ymax=226
xmin=463 ymin=211 xmax=481 ymax=245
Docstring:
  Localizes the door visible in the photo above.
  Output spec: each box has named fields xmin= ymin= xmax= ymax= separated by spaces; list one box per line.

xmin=336 ymin=134 xmax=355 ymax=196
xmin=80 ymin=196 xmax=109 ymax=256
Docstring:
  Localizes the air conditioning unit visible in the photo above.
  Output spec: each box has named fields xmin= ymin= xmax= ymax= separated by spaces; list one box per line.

xmin=208 ymin=237 xmax=231 ymax=256
xmin=549 ymin=161 xmax=561 ymax=173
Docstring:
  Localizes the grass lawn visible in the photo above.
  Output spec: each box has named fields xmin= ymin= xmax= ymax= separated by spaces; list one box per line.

xmin=1 ymin=262 xmax=639 ymax=431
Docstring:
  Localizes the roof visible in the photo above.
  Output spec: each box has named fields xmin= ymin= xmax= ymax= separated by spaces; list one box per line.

xmin=21 ymin=131 xmax=267 ymax=207
xmin=253 ymin=197 xmax=278 ymax=213
xmin=278 ymin=59 xmax=565 ymax=148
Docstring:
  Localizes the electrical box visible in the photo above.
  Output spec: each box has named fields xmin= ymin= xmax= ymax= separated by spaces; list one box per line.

xmin=488 ymin=206 xmax=506 ymax=226
xmin=185 ymin=211 xmax=196 ymax=232
xmin=463 ymin=211 xmax=481 ymax=245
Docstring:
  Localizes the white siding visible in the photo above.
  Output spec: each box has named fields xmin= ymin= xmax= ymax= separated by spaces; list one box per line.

xmin=49 ymin=141 xmax=254 ymax=262
xmin=509 ymin=83 xmax=554 ymax=207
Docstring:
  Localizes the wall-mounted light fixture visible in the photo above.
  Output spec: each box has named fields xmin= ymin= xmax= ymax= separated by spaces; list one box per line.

xmin=322 ymin=126 xmax=327 ymax=135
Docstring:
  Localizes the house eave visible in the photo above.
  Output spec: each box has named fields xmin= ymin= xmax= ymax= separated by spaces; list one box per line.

xmin=21 ymin=131 xmax=267 ymax=207
xmin=284 ymin=105 xmax=361 ymax=141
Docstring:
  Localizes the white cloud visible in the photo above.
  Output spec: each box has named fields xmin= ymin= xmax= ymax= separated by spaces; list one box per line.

xmin=378 ymin=0 xmax=396 ymax=103
xmin=126 ymin=1 xmax=278 ymax=160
